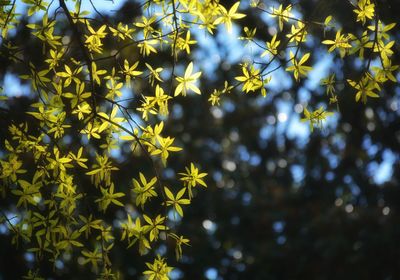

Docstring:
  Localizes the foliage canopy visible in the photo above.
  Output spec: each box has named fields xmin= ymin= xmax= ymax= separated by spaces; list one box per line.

xmin=0 ymin=0 xmax=398 ymax=279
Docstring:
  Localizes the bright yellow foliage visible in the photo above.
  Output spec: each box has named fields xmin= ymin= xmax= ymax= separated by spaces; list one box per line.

xmin=0 ymin=0 xmax=398 ymax=279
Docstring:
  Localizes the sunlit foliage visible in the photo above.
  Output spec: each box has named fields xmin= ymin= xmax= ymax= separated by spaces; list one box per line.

xmin=0 ymin=0 xmax=398 ymax=279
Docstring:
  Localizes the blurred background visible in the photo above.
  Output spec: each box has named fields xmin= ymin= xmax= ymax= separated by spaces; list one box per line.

xmin=0 ymin=0 xmax=399 ymax=279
